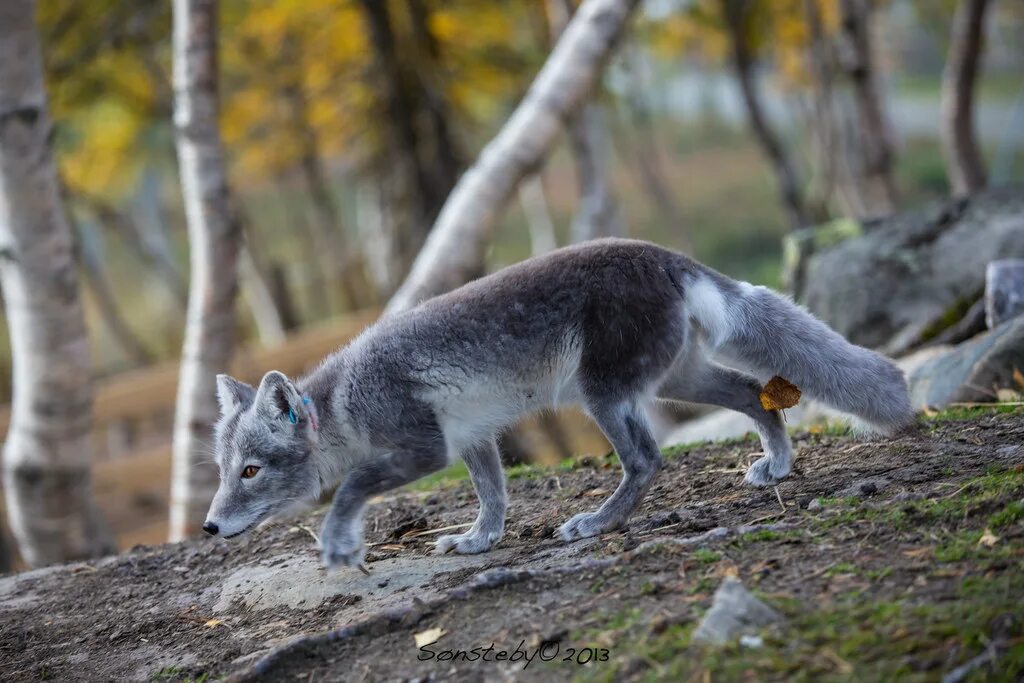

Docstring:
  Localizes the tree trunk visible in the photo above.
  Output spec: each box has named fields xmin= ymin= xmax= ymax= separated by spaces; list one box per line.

xmin=169 ymin=0 xmax=242 ymax=540
xmin=620 ymin=46 xmax=694 ymax=254
xmin=518 ymin=174 xmax=559 ymax=257
xmin=358 ymin=0 xmax=458 ymax=244
xmin=386 ymin=0 xmax=641 ymax=314
xmin=80 ymin=193 xmax=189 ymax=308
xmin=238 ymin=245 xmax=286 ymax=347
xmin=838 ymin=0 xmax=899 ymax=215
xmin=941 ymin=0 xmax=990 ymax=196
xmin=279 ymin=53 xmax=363 ymax=314
xmin=566 ymin=105 xmax=625 ymax=242
xmin=75 ymin=218 xmax=156 ymax=367
xmin=547 ymin=0 xmax=624 ymax=243
xmin=0 ymin=0 xmax=114 ymax=567
xmin=721 ymin=0 xmax=810 ymax=231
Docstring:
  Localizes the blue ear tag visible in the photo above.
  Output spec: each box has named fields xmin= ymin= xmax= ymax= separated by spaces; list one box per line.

xmin=288 ymin=407 xmax=297 ymax=424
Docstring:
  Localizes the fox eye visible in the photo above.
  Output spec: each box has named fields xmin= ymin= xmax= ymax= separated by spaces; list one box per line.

xmin=241 ymin=465 xmax=261 ymax=479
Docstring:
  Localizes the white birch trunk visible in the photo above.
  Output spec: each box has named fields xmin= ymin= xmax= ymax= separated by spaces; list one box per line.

xmin=0 ymin=0 xmax=114 ymax=566
xmin=385 ymin=0 xmax=640 ymax=314
xmin=518 ymin=174 xmax=559 ymax=257
xmin=941 ymin=0 xmax=990 ymax=196
xmin=169 ymin=0 xmax=241 ymax=540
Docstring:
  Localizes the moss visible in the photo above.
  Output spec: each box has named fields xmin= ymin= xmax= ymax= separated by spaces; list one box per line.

xmin=917 ymin=294 xmax=980 ymax=343
xmin=596 ymin=567 xmax=1024 ymax=682
xmin=824 ymin=562 xmax=859 ymax=577
xmin=922 ymin=403 xmax=1024 ymax=424
xmin=691 ymin=548 xmax=722 ymax=564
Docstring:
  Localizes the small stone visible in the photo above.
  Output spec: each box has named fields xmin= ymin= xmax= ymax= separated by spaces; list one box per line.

xmin=807 ymin=499 xmax=823 ymax=511
xmin=739 ymin=634 xmax=764 ymax=648
xmin=836 ymin=478 xmax=889 ymax=498
xmin=692 ymin=578 xmax=784 ymax=645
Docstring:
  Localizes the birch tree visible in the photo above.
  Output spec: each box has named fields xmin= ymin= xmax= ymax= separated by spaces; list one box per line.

xmin=386 ymin=0 xmax=641 ymax=314
xmin=941 ymin=0 xmax=990 ymax=196
xmin=170 ymin=0 xmax=242 ymax=540
xmin=0 ymin=0 xmax=114 ymax=566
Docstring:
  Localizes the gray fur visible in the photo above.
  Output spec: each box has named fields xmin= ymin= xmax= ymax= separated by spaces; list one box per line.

xmin=204 ymin=239 xmax=913 ymax=569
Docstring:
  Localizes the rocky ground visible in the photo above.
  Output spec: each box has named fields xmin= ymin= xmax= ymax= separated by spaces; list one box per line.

xmin=2 ymin=407 xmax=1023 ymax=682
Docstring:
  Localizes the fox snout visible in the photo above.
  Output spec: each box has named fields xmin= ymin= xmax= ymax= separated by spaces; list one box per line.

xmin=202 ymin=521 xmax=219 ymax=536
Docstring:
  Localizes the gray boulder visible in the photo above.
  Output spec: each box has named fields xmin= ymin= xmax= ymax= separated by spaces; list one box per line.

xmin=796 ymin=187 xmax=1024 ymax=356
xmin=692 ymin=577 xmax=784 ymax=645
xmin=909 ymin=316 xmax=1024 ymax=409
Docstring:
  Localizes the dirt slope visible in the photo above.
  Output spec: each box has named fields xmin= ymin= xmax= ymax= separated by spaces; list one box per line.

xmin=1 ymin=408 xmax=1023 ymax=682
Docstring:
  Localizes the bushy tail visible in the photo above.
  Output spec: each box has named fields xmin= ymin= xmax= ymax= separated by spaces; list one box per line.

xmin=686 ymin=271 xmax=914 ymax=433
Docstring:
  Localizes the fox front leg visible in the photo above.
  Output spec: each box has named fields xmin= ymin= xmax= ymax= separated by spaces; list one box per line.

xmin=319 ymin=447 xmax=449 ymax=571
xmin=435 ymin=439 xmax=506 ymax=555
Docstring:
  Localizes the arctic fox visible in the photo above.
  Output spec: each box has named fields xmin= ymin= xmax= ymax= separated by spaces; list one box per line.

xmin=204 ymin=239 xmax=912 ymax=569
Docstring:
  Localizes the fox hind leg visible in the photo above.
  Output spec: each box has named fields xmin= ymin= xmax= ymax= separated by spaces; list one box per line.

xmin=436 ymin=438 xmax=507 ymax=555
xmin=559 ymin=400 xmax=663 ymax=541
xmin=658 ymin=360 xmax=792 ymax=486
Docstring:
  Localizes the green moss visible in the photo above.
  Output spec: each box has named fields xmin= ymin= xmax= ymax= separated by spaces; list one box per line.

xmin=691 ymin=548 xmax=722 ymax=564
xmin=824 ymin=562 xmax=859 ymax=577
xmin=922 ymin=404 xmax=1024 ymax=424
xmin=594 ymin=566 xmax=1024 ymax=682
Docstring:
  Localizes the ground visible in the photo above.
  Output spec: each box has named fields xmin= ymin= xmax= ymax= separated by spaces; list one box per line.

xmin=2 ymin=407 xmax=1023 ymax=682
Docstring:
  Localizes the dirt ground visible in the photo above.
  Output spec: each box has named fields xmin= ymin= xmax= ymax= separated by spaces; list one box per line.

xmin=1 ymin=407 xmax=1023 ymax=682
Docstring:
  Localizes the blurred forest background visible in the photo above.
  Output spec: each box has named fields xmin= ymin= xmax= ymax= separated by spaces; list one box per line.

xmin=1 ymin=0 xmax=1022 ymax=568
xmin=6 ymin=0 xmax=1022 ymax=386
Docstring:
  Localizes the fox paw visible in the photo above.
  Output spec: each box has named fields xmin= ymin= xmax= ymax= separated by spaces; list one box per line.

xmin=744 ymin=455 xmax=790 ymax=487
xmin=320 ymin=531 xmax=365 ymax=571
xmin=435 ymin=528 xmax=502 ymax=555
xmin=558 ymin=511 xmax=619 ymax=541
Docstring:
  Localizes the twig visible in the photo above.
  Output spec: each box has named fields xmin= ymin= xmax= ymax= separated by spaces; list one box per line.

xmin=774 ymin=486 xmax=787 ymax=513
xmin=746 ymin=511 xmax=785 ymax=525
xmin=636 ymin=522 xmax=682 ymax=537
xmin=803 ymin=561 xmax=840 ymax=580
xmin=942 ymin=642 xmax=1001 ymax=683
xmin=403 ymin=522 xmax=473 ymax=539
xmin=296 ymin=524 xmax=320 ymax=544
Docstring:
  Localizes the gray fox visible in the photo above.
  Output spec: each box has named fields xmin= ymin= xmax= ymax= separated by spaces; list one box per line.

xmin=204 ymin=238 xmax=913 ymax=569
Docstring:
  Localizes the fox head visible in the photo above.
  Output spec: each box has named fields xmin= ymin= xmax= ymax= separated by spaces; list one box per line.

xmin=203 ymin=371 xmax=321 ymax=539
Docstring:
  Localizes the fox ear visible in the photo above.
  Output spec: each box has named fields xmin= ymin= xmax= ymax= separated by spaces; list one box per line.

xmin=216 ymin=374 xmax=255 ymax=413
xmin=254 ymin=370 xmax=302 ymax=423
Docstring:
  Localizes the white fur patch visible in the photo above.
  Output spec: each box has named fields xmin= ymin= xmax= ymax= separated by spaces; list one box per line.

xmin=687 ymin=277 xmax=732 ymax=348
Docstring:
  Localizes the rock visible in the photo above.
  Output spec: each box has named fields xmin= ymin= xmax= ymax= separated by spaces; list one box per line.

xmin=807 ymin=498 xmax=823 ymax=511
xmin=692 ymin=577 xmax=784 ymax=645
xmin=908 ymin=316 xmax=1024 ymax=409
xmin=986 ymin=259 xmax=1024 ymax=328
xmin=836 ymin=478 xmax=889 ymax=498
xmin=798 ymin=188 xmax=1024 ymax=355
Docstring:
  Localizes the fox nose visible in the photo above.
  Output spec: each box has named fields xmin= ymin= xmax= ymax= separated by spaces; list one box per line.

xmin=202 ymin=521 xmax=219 ymax=536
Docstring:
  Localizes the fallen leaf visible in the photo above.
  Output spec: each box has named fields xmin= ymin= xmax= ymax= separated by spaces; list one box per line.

xmin=204 ymin=619 xmax=222 ymax=628
xmin=978 ymin=528 xmax=999 ymax=548
xmin=997 ymin=388 xmax=1022 ymax=402
xmin=583 ymin=488 xmax=609 ymax=497
xmin=1014 ymin=367 xmax=1024 ymax=390
xmin=902 ymin=547 xmax=933 ymax=558
xmin=414 ymin=627 xmax=446 ymax=648
xmin=760 ymin=376 xmax=802 ymax=411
